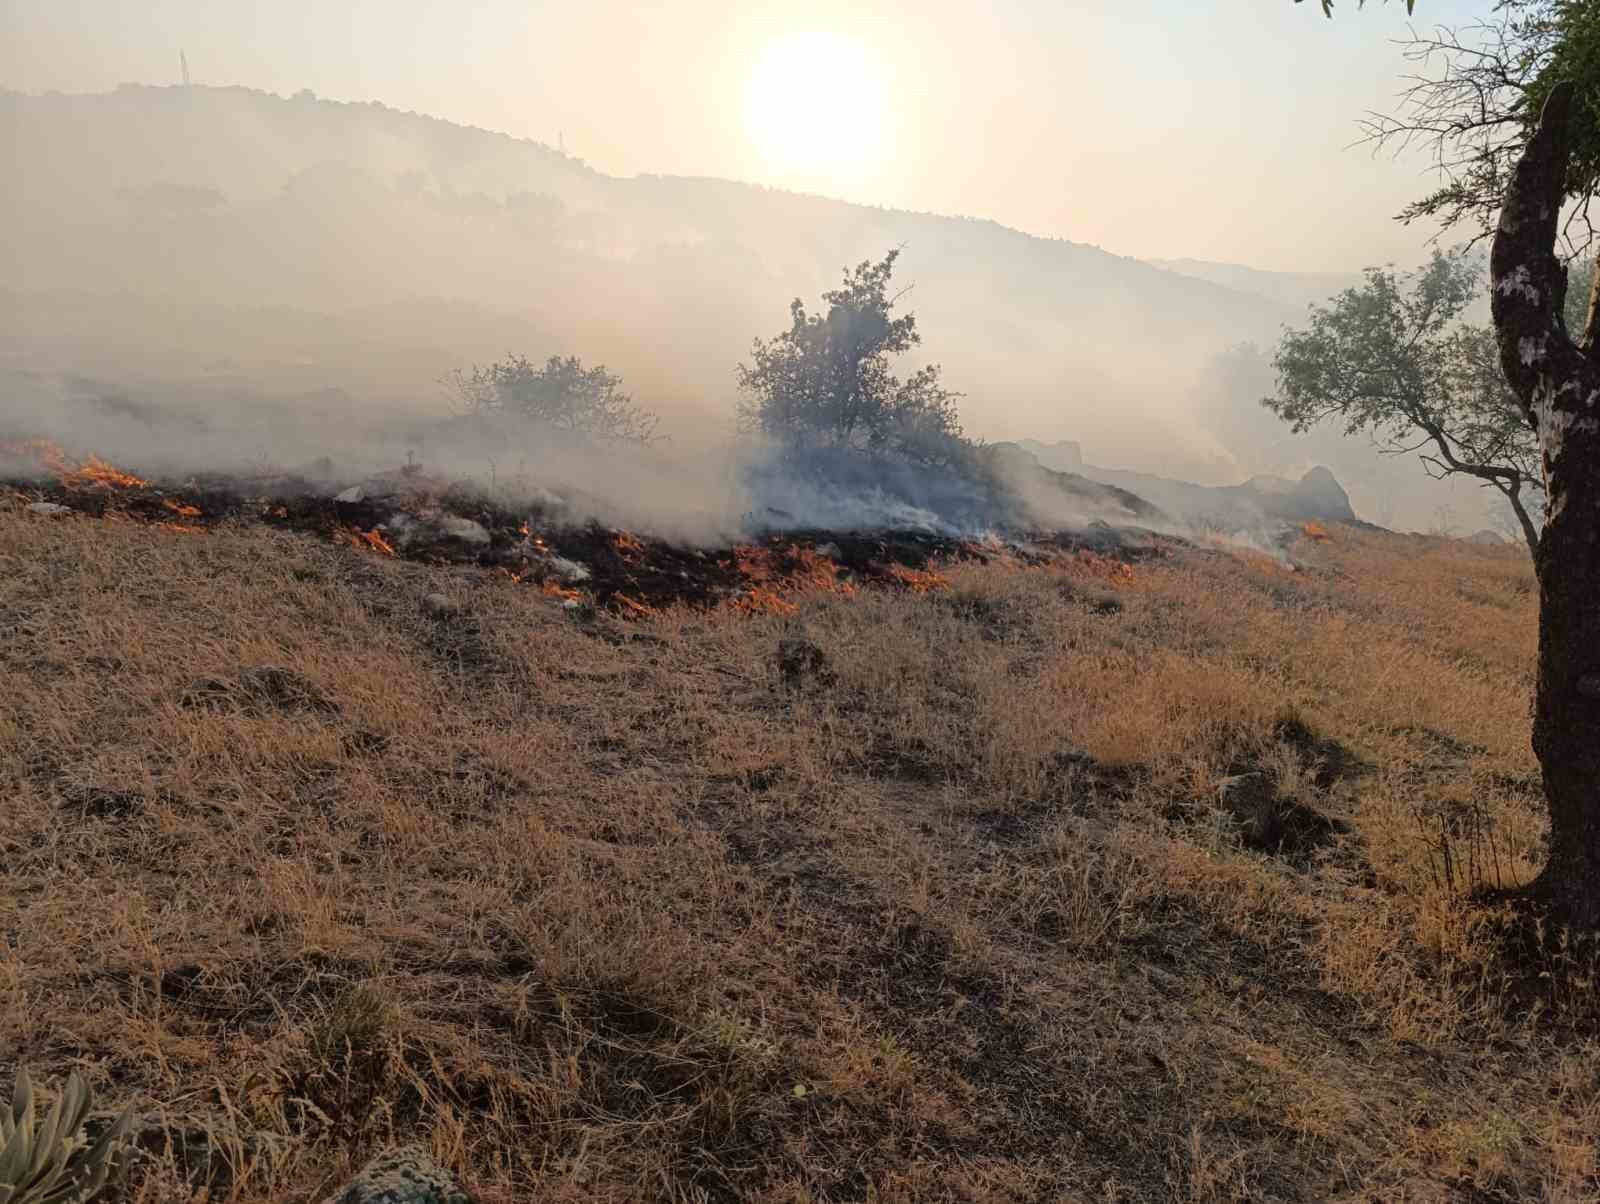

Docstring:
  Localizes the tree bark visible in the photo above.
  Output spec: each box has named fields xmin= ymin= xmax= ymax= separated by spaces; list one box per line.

xmin=1490 ymin=81 xmax=1600 ymax=929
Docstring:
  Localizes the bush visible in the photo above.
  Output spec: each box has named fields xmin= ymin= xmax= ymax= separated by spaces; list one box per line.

xmin=737 ymin=250 xmax=966 ymax=465
xmin=452 ymin=354 xmax=658 ymax=443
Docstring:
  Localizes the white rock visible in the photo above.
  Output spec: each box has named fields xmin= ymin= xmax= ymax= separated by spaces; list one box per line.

xmin=26 ymin=502 xmax=72 ymax=516
xmin=421 ymin=593 xmax=459 ymax=617
xmin=548 ymin=555 xmax=591 ymax=583
xmin=438 ymin=516 xmax=490 ymax=545
xmin=333 ymin=486 xmax=366 ymax=504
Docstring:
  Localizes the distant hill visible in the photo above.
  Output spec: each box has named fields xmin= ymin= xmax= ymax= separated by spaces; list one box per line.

xmin=1147 ymin=257 xmax=1361 ymax=314
xmin=0 ymin=84 xmax=1296 ymax=472
xmin=1017 ymin=439 xmax=1358 ymax=528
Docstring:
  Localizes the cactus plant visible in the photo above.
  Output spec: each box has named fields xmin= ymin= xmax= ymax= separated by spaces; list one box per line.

xmin=0 ymin=1068 xmax=134 ymax=1204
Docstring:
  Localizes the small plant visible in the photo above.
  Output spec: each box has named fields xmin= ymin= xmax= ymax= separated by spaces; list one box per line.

xmin=0 ymin=1067 xmax=135 ymax=1204
xmin=309 ymin=984 xmax=392 ymax=1066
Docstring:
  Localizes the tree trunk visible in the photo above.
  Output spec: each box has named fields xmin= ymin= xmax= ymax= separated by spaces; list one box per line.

xmin=1490 ymin=81 xmax=1600 ymax=929
xmin=1500 ymin=482 xmax=1542 ymax=560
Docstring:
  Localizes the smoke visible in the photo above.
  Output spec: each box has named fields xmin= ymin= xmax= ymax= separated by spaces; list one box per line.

xmin=0 ymin=83 xmax=1479 ymax=540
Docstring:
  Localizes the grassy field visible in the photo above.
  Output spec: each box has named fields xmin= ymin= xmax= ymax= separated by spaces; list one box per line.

xmin=2 ymin=499 xmax=1596 ymax=1202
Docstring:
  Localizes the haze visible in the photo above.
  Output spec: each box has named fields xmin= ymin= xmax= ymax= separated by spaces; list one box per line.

xmin=4 ymin=0 xmax=1493 ymax=269
xmin=1 ymin=0 xmax=1515 ymax=532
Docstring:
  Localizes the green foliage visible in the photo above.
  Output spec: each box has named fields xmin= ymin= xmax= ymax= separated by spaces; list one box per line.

xmin=453 ymin=354 xmax=658 ymax=443
xmin=1366 ymin=2 xmax=1600 ymax=253
xmin=1266 ymin=252 xmax=1544 ymax=550
xmin=737 ymin=250 xmax=966 ymax=465
xmin=1298 ymin=0 xmax=1414 ymax=15
xmin=0 ymin=1068 xmax=134 ymax=1204
xmin=1529 ymin=3 xmax=1600 ymax=238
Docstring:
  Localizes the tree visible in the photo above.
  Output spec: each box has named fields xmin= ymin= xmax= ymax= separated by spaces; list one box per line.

xmin=737 ymin=250 xmax=966 ymax=466
xmin=1360 ymin=3 xmax=1600 ymax=333
xmin=1296 ymin=0 xmax=1413 ymax=14
xmin=1266 ymin=252 xmax=1548 ymax=554
xmin=452 ymin=354 xmax=657 ymax=443
xmin=1490 ymin=81 xmax=1600 ymax=930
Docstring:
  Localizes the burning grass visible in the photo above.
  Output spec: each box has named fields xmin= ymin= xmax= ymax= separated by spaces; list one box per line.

xmin=2 ymin=489 xmax=1597 ymax=1202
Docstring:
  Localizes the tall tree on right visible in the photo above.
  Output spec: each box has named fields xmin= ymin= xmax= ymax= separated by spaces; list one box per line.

xmin=1491 ymin=81 xmax=1600 ymax=929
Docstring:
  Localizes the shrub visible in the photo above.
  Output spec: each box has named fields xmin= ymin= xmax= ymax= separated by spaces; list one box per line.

xmin=452 ymin=354 xmax=658 ymax=443
xmin=0 ymin=1068 xmax=134 ymax=1204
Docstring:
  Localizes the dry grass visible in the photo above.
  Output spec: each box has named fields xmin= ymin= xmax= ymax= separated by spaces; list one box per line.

xmin=2 ymin=501 xmax=1597 ymax=1202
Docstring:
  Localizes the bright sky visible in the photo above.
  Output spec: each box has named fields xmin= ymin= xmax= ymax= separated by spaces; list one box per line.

xmin=1 ymin=0 xmax=1496 ymax=271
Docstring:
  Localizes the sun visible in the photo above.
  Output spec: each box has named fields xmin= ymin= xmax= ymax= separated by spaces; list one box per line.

xmin=744 ymin=32 xmax=887 ymax=184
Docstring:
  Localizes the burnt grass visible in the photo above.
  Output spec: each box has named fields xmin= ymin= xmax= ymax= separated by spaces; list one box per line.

xmin=3 ymin=469 xmax=1186 ymax=619
xmin=4 ymin=479 xmax=1599 ymax=1202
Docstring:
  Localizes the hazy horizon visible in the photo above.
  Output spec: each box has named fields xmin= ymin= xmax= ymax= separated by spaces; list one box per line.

xmin=2 ymin=0 xmax=1496 ymax=273
xmin=0 ymin=0 xmax=1526 ymax=537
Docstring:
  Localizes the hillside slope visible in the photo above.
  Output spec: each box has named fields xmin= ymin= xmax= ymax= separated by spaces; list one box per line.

xmin=4 ymin=495 xmax=1594 ymax=1202
xmin=1 ymin=85 xmax=1293 ymax=465
xmin=1147 ymin=257 xmax=1361 ymax=313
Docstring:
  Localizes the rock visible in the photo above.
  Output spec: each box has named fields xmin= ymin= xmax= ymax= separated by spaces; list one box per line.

xmin=547 ymin=555 xmax=590 ymax=583
xmin=388 ymin=513 xmax=490 ymax=556
xmin=26 ymin=502 xmax=72 ymax=516
xmin=813 ymin=542 xmax=841 ymax=559
xmin=333 ymin=486 xmax=366 ymax=504
xmin=1215 ymin=771 xmax=1341 ymax=860
xmin=437 ymin=516 xmax=489 ymax=545
xmin=420 ymin=593 xmax=459 ymax=618
xmin=1287 ymin=466 xmax=1356 ymax=523
xmin=776 ymin=637 xmax=828 ymax=686
xmin=1215 ymin=773 xmax=1280 ymax=850
xmin=321 ymin=1146 xmax=473 ymax=1204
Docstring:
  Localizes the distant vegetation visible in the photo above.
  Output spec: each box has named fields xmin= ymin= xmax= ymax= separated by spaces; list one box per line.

xmin=737 ymin=249 xmax=969 ymax=467
xmin=1263 ymin=251 xmax=1595 ymax=556
xmin=451 ymin=354 xmax=658 ymax=444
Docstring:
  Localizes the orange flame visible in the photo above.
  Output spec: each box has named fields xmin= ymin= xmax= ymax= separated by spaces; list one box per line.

xmin=2 ymin=440 xmax=148 ymax=490
xmin=1072 ymin=551 xmax=1135 ymax=585
xmin=1301 ymin=521 xmax=1332 ymax=542
xmin=162 ymin=499 xmax=203 ymax=518
xmin=730 ymin=585 xmax=800 ymax=616
xmin=541 ymin=578 xmax=582 ymax=603
xmin=335 ymin=524 xmax=395 ymax=555
xmin=885 ymin=563 xmax=949 ymax=593
xmin=67 ymin=454 xmax=148 ymax=490
xmin=612 ymin=592 xmax=655 ymax=618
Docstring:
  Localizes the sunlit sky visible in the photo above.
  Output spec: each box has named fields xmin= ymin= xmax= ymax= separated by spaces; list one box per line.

xmin=2 ymin=0 xmax=1496 ymax=271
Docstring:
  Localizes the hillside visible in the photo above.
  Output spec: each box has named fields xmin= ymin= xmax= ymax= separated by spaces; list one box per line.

xmin=0 ymin=84 xmax=1295 ymax=470
xmin=4 ymin=489 xmax=1596 ymax=1202
xmin=1017 ymin=439 xmax=1363 ymax=530
xmin=1147 ymin=258 xmax=1362 ymax=314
